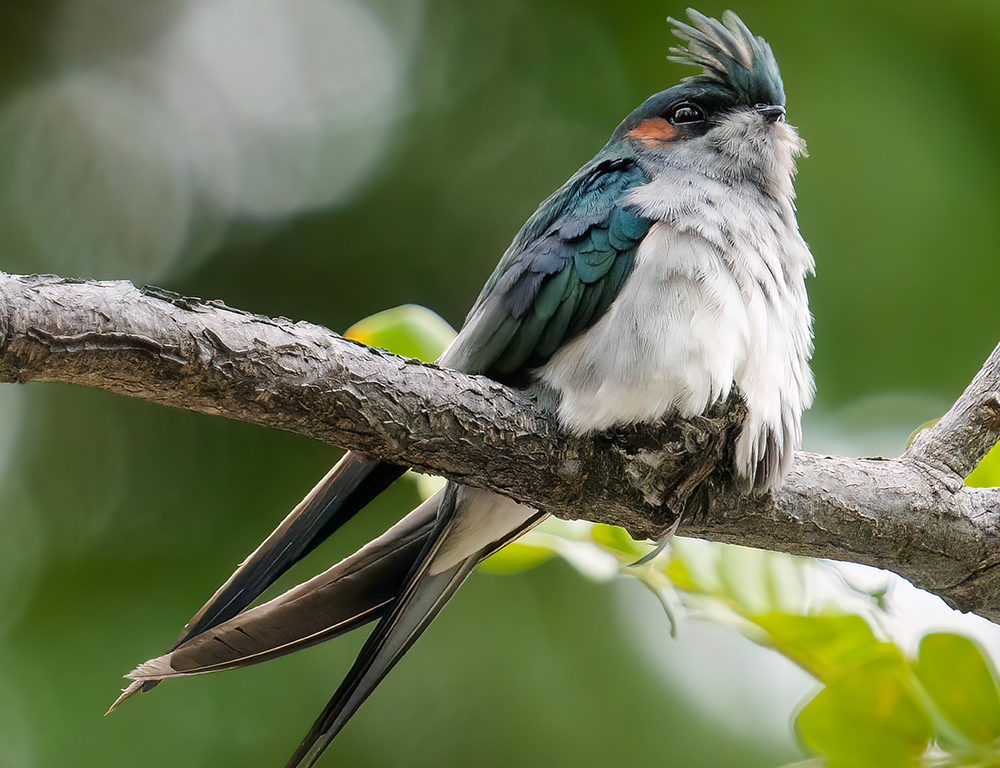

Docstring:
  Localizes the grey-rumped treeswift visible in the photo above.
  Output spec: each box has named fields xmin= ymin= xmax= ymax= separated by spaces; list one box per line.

xmin=110 ymin=9 xmax=815 ymax=767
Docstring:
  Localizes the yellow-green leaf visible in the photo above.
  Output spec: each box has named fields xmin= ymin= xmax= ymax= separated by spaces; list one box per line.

xmin=967 ymin=442 xmax=1000 ymax=488
xmin=344 ymin=304 xmax=456 ymax=362
xmin=755 ymin=613 xmax=881 ymax=680
xmin=665 ymin=558 xmax=701 ymax=593
xmin=591 ymin=523 xmax=646 ymax=558
xmin=478 ymin=542 xmax=553 ymax=574
xmin=796 ymin=647 xmax=933 ymax=768
xmin=914 ymin=632 xmax=1000 ymax=745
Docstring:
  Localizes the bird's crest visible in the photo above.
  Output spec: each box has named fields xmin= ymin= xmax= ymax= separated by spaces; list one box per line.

xmin=668 ymin=9 xmax=785 ymax=107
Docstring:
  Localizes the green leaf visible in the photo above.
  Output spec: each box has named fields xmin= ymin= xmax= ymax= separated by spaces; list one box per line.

xmin=479 ymin=542 xmax=554 ymax=574
xmin=665 ymin=558 xmax=701 ymax=593
xmin=590 ymin=523 xmax=646 ymax=559
xmin=796 ymin=647 xmax=933 ymax=768
xmin=717 ymin=545 xmax=807 ymax=617
xmin=344 ymin=304 xmax=456 ymax=362
xmin=914 ymin=632 xmax=1000 ymax=745
xmin=967 ymin=441 xmax=1000 ymax=488
xmin=906 ymin=418 xmax=939 ymax=449
xmin=668 ymin=538 xmax=723 ymax=596
xmin=754 ymin=613 xmax=881 ymax=680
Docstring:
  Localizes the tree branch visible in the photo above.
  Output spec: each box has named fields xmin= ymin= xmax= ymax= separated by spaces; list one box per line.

xmin=2 ymin=272 xmax=999 ymax=620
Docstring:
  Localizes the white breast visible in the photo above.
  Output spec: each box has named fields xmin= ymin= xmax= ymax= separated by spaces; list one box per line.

xmin=539 ymin=224 xmax=744 ymax=427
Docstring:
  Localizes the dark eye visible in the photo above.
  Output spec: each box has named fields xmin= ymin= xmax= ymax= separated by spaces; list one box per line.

xmin=670 ymin=103 xmax=705 ymax=125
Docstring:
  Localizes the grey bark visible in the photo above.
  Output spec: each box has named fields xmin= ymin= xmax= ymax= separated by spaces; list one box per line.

xmin=2 ymin=272 xmax=999 ymax=620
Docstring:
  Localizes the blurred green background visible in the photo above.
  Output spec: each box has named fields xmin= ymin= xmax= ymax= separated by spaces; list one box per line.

xmin=0 ymin=1 xmax=998 ymax=766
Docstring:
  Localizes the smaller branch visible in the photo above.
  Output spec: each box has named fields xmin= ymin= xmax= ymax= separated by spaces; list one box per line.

xmin=905 ymin=339 xmax=1000 ymax=484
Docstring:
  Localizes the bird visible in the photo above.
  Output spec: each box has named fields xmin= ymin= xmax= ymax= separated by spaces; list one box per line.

xmin=110 ymin=9 xmax=814 ymax=767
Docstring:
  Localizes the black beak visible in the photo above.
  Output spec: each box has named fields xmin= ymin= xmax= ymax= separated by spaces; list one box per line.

xmin=755 ymin=104 xmax=786 ymax=123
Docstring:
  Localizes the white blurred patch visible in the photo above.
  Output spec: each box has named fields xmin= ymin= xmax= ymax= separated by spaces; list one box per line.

xmin=161 ymin=0 xmax=403 ymax=218
xmin=618 ymin=580 xmax=814 ymax=746
xmin=0 ymin=0 xmax=405 ymax=280
xmin=0 ymin=69 xmax=193 ymax=282
xmin=520 ymin=517 xmax=621 ymax=581
xmin=802 ymin=391 xmax=952 ymax=458
xmin=814 ymin=556 xmax=1000 ymax=659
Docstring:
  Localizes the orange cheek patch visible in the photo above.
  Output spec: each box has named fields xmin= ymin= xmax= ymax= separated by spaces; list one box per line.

xmin=627 ymin=118 xmax=678 ymax=146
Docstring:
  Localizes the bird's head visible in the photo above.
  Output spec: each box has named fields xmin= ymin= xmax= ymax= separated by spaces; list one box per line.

xmin=614 ymin=9 xmax=805 ymax=194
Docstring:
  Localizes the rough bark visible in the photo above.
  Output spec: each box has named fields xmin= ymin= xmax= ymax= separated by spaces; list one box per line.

xmin=2 ymin=272 xmax=999 ymax=620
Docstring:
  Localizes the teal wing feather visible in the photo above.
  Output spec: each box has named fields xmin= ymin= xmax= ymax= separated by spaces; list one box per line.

xmin=443 ymin=156 xmax=652 ymax=380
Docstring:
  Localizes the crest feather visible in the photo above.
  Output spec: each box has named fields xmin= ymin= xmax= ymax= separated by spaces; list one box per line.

xmin=667 ymin=9 xmax=785 ymax=107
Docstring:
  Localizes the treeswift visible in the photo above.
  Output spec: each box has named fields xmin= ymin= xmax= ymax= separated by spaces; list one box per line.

xmin=111 ymin=10 xmax=814 ymax=767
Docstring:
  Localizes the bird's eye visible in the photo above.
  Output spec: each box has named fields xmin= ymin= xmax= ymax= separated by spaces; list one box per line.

xmin=670 ymin=103 xmax=705 ymax=125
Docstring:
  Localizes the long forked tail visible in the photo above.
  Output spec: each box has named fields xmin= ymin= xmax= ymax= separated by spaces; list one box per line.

xmin=109 ymin=451 xmax=405 ymax=711
xmin=177 ymin=452 xmax=406 ymax=644
xmin=286 ymin=484 xmax=545 ymax=768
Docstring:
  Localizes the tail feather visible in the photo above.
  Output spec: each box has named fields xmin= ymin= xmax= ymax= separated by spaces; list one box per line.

xmin=110 ymin=452 xmax=405 ymax=710
xmin=176 ymin=452 xmax=405 ymax=646
xmin=126 ymin=496 xmax=439 ymax=681
xmin=285 ymin=484 xmax=544 ymax=768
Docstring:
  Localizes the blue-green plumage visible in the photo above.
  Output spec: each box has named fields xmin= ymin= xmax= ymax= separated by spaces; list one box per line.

xmin=457 ymin=156 xmax=651 ymax=378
